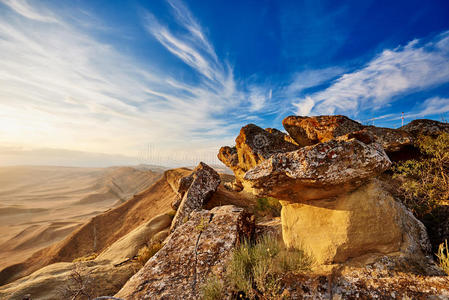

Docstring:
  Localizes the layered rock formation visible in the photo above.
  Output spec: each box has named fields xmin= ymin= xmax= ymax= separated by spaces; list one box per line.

xmin=218 ymin=115 xmax=441 ymax=266
xmin=115 ymin=205 xmax=255 ymax=300
xmin=244 ymin=132 xmax=391 ymax=201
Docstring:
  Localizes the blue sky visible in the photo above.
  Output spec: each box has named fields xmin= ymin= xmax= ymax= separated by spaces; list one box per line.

xmin=0 ymin=0 xmax=449 ymax=166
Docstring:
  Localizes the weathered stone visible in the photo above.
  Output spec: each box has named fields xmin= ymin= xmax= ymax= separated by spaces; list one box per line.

xmin=363 ymin=126 xmax=413 ymax=152
xmin=282 ymin=258 xmax=448 ymax=299
xmin=244 ymin=134 xmax=391 ymax=202
xmin=281 ymin=180 xmax=432 ymax=265
xmin=170 ymin=162 xmax=220 ymax=232
xmin=217 ymin=124 xmax=298 ymax=187
xmin=282 ymin=115 xmax=414 ymax=154
xmin=282 ymin=115 xmax=363 ymax=146
xmin=115 ymin=205 xmax=255 ymax=300
xmin=265 ymin=127 xmax=299 ymax=145
xmin=400 ymin=119 xmax=449 ymax=136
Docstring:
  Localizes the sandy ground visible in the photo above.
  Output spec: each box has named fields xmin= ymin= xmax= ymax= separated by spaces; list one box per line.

xmin=0 ymin=165 xmax=162 ymax=270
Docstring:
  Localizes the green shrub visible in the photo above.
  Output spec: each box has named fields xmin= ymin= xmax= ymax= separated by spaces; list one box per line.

xmin=437 ymin=240 xmax=449 ymax=275
xmin=393 ymin=132 xmax=449 ymax=217
xmin=226 ymin=234 xmax=312 ymax=299
xmin=200 ymin=275 xmax=224 ymax=300
xmin=255 ymin=197 xmax=282 ymax=217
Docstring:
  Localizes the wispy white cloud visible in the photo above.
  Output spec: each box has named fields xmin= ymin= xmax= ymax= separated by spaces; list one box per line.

xmin=293 ymin=32 xmax=449 ymax=116
xmin=287 ymin=66 xmax=345 ymax=94
xmin=405 ymin=96 xmax=449 ymax=119
xmin=0 ymin=0 xmax=274 ymax=166
xmin=0 ymin=0 xmax=58 ymax=23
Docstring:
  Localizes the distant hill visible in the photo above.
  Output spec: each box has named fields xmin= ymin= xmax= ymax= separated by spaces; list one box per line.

xmin=0 ymin=165 xmax=163 ymax=271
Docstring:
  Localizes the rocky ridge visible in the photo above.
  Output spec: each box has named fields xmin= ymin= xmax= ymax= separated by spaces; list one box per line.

xmin=2 ymin=116 xmax=449 ymax=299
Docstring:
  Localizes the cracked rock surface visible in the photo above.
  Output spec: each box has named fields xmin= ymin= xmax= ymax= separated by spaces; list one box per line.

xmin=115 ymin=205 xmax=255 ymax=300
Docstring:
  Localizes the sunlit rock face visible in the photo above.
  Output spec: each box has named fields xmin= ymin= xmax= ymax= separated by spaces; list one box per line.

xmin=115 ymin=205 xmax=255 ymax=300
xmin=281 ymin=180 xmax=431 ymax=265
xmin=282 ymin=115 xmax=364 ymax=147
xmin=283 ymin=115 xmax=414 ymax=157
xmin=217 ymin=123 xmax=298 ymax=188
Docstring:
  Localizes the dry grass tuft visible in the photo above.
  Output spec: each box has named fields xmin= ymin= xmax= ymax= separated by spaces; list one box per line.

xmin=72 ymin=253 xmax=97 ymax=263
xmin=437 ymin=240 xmax=449 ymax=275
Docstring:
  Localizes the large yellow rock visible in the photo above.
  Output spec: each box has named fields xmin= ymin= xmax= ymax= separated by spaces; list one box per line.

xmin=281 ymin=180 xmax=430 ymax=265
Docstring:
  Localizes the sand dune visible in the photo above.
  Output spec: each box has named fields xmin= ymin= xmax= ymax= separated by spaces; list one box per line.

xmin=0 ymin=165 xmax=162 ymax=272
xmin=0 ymin=168 xmax=180 ymax=285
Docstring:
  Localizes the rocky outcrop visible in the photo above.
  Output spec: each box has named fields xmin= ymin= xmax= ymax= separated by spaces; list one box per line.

xmin=282 ymin=115 xmax=363 ymax=146
xmin=170 ymin=162 xmax=220 ymax=232
xmin=283 ymin=115 xmax=414 ymax=155
xmin=400 ymin=119 xmax=449 ymax=136
xmin=217 ymin=124 xmax=298 ymax=186
xmin=115 ymin=205 xmax=255 ymax=300
xmin=362 ymin=126 xmax=412 ymax=152
xmin=281 ymin=180 xmax=431 ymax=264
xmin=244 ymin=132 xmax=391 ymax=202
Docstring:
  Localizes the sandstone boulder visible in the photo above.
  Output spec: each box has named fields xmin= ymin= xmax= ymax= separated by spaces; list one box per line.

xmin=244 ymin=133 xmax=391 ymax=202
xmin=282 ymin=115 xmax=363 ymax=146
xmin=217 ymin=124 xmax=298 ymax=186
xmin=115 ymin=205 xmax=255 ymax=300
xmin=170 ymin=162 xmax=220 ymax=232
xmin=281 ymin=179 xmax=431 ymax=265
xmin=400 ymin=119 xmax=449 ymax=136
xmin=282 ymin=115 xmax=414 ymax=155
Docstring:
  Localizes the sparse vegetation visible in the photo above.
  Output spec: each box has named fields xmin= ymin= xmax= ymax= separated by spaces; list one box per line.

xmin=137 ymin=241 xmax=163 ymax=265
xmin=393 ymin=132 xmax=449 ymax=217
xmin=72 ymin=253 xmax=98 ymax=263
xmin=200 ymin=275 xmax=224 ymax=300
xmin=437 ymin=240 xmax=449 ymax=275
xmin=255 ymin=197 xmax=282 ymax=218
xmin=224 ymin=234 xmax=312 ymax=299
xmin=60 ymin=263 xmax=95 ymax=300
